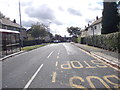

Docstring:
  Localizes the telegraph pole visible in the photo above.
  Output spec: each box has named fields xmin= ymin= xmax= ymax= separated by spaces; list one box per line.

xmin=19 ymin=0 xmax=23 ymax=47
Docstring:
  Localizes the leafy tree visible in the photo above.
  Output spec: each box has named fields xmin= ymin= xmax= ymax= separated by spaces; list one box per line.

xmin=67 ymin=26 xmax=81 ymax=37
xmin=54 ymin=34 xmax=62 ymax=40
xmin=29 ymin=23 xmax=48 ymax=40
xmin=102 ymin=2 xmax=119 ymax=34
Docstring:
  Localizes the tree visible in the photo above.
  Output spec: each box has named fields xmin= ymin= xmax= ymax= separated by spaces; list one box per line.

xmin=67 ymin=26 xmax=81 ymax=37
xmin=29 ymin=23 xmax=48 ymax=40
xmin=102 ymin=2 xmax=119 ymax=34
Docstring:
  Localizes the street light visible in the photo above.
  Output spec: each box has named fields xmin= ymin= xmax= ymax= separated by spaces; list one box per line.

xmin=48 ymin=22 xmax=51 ymax=32
xmin=19 ymin=0 xmax=23 ymax=48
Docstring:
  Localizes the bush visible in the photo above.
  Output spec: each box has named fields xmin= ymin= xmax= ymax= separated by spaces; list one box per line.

xmin=81 ymin=32 xmax=120 ymax=52
xmin=22 ymin=39 xmax=45 ymax=47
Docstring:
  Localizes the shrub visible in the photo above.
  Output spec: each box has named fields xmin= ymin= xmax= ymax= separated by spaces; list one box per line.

xmin=23 ymin=39 xmax=45 ymax=47
xmin=81 ymin=32 xmax=120 ymax=52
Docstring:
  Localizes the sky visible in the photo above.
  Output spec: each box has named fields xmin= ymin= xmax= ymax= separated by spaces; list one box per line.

xmin=0 ymin=0 xmax=105 ymax=36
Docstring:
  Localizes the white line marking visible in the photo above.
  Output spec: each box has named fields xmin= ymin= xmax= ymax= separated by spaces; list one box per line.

xmin=57 ymin=56 xmax=59 ymax=59
xmin=47 ymin=51 xmax=53 ymax=58
xmin=52 ymin=72 xmax=57 ymax=83
xmin=56 ymin=61 xmax=58 ymax=67
xmin=58 ymin=50 xmax=60 ymax=55
xmin=23 ymin=64 xmax=44 ymax=89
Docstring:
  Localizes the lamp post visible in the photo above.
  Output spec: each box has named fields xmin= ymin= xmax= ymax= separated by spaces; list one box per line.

xmin=19 ymin=0 xmax=23 ymax=48
xmin=48 ymin=22 xmax=51 ymax=32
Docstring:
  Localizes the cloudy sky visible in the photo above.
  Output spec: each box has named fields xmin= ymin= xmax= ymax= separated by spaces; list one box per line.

xmin=0 ymin=0 xmax=104 ymax=36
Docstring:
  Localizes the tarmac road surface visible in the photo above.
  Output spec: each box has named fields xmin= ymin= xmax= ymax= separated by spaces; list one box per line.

xmin=2 ymin=43 xmax=120 ymax=89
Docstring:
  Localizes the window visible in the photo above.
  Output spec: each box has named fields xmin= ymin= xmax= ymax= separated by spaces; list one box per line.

xmin=94 ymin=26 xmax=97 ymax=29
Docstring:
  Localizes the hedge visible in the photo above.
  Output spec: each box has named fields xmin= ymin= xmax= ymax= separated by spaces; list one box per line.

xmin=22 ymin=39 xmax=45 ymax=47
xmin=81 ymin=32 xmax=120 ymax=53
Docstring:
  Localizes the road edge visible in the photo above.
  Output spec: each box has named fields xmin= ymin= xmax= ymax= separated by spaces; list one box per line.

xmin=71 ymin=42 xmax=120 ymax=70
xmin=0 ymin=51 xmax=25 ymax=61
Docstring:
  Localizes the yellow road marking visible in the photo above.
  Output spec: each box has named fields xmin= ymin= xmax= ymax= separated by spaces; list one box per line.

xmin=61 ymin=61 xmax=72 ymax=69
xmin=52 ymin=72 xmax=57 ymax=83
xmin=84 ymin=61 xmax=96 ymax=68
xmin=86 ymin=76 xmax=111 ymax=89
xmin=69 ymin=76 xmax=86 ymax=88
xmin=103 ymin=75 xmax=120 ymax=88
xmin=56 ymin=61 xmax=58 ymax=67
xmin=91 ymin=60 xmax=108 ymax=68
xmin=78 ymin=47 xmax=120 ymax=71
xmin=71 ymin=61 xmax=83 ymax=69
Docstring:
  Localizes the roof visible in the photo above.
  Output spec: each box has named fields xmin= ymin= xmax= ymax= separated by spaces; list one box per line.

xmin=0 ymin=28 xmax=20 ymax=33
xmin=0 ymin=18 xmax=20 ymax=28
xmin=90 ymin=17 xmax=102 ymax=27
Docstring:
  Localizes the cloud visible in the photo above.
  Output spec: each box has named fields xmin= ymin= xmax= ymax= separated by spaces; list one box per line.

xmin=25 ymin=4 xmax=63 ymax=26
xmin=67 ymin=8 xmax=82 ymax=16
xmin=58 ymin=6 xmax=64 ymax=11
xmin=88 ymin=7 xmax=102 ymax=11
xmin=53 ymin=20 xmax=63 ymax=25
xmin=21 ymin=1 xmax=33 ymax=7
xmin=22 ymin=20 xmax=36 ymax=27
xmin=25 ymin=4 xmax=55 ymax=21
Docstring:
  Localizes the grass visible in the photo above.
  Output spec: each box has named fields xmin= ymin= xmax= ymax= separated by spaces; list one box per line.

xmin=21 ymin=44 xmax=45 ymax=51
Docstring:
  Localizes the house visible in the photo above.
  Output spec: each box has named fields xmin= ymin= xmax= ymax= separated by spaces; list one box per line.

xmin=81 ymin=17 xmax=102 ymax=37
xmin=80 ymin=29 xmax=88 ymax=38
xmin=0 ymin=17 xmax=27 ymax=40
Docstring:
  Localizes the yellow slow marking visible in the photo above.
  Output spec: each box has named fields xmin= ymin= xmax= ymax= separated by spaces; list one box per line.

xmin=84 ymin=61 xmax=96 ymax=68
xmin=71 ymin=61 xmax=83 ymax=69
xmin=52 ymin=72 xmax=57 ymax=83
xmin=78 ymin=47 xmax=120 ymax=71
xmin=69 ymin=76 xmax=86 ymax=89
xmin=56 ymin=61 xmax=58 ymax=67
xmin=86 ymin=76 xmax=111 ymax=89
xmin=103 ymin=75 xmax=120 ymax=88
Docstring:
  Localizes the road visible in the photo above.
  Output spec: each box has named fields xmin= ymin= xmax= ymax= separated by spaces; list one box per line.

xmin=2 ymin=43 xmax=120 ymax=89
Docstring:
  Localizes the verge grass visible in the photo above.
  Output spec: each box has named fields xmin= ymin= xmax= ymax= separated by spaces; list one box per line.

xmin=22 ymin=45 xmax=45 ymax=51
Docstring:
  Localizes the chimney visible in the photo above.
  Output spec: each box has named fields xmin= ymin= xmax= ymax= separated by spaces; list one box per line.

xmin=96 ymin=16 xmax=98 ymax=20
xmin=88 ymin=23 xmax=89 ymax=27
xmin=13 ymin=19 xmax=16 ymax=23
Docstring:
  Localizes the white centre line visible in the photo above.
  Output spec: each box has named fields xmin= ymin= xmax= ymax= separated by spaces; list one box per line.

xmin=47 ymin=51 xmax=54 ymax=58
xmin=56 ymin=61 xmax=58 ymax=67
xmin=52 ymin=72 xmax=57 ymax=83
xmin=57 ymin=56 xmax=59 ymax=59
xmin=23 ymin=64 xmax=44 ymax=89
xmin=58 ymin=50 xmax=60 ymax=55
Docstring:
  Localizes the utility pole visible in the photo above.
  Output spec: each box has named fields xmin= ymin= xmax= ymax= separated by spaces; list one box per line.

xmin=19 ymin=0 xmax=23 ymax=47
xmin=48 ymin=22 xmax=51 ymax=32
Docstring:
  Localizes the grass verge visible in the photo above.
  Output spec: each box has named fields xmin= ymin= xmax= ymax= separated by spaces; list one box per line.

xmin=21 ymin=44 xmax=45 ymax=51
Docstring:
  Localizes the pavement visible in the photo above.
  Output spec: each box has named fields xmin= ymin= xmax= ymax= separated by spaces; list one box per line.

xmin=71 ymin=42 xmax=120 ymax=68
xmin=0 ymin=51 xmax=25 ymax=61
xmin=2 ymin=43 xmax=120 ymax=89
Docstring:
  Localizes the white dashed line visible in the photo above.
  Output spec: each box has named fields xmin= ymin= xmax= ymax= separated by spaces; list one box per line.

xmin=47 ymin=51 xmax=54 ymax=58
